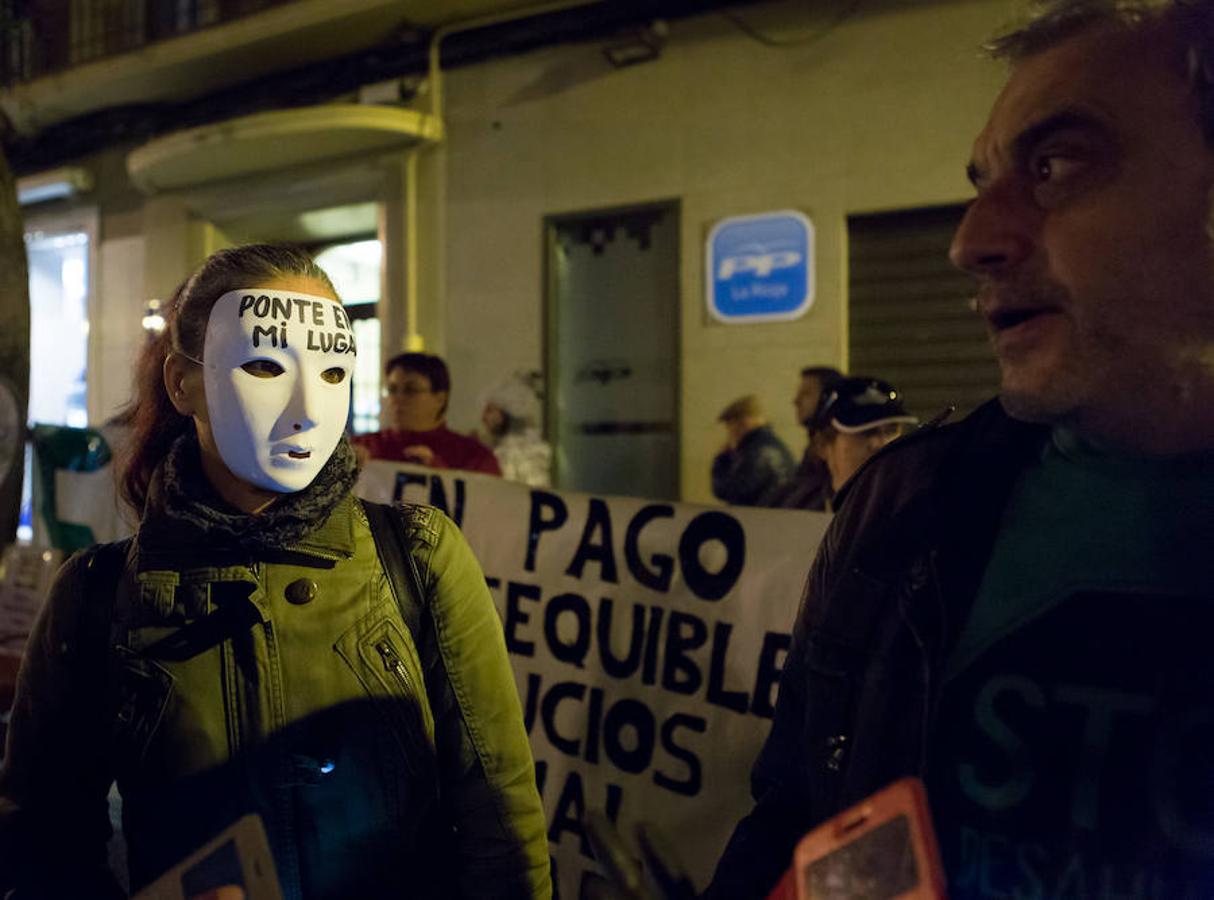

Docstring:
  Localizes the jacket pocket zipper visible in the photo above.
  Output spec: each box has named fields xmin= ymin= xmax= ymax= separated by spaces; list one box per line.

xmin=377 ymin=640 xmax=413 ymax=692
xmin=374 ymin=639 xmax=431 ymax=775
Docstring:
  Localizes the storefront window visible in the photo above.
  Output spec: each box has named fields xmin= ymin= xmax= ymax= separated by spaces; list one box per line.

xmin=315 ymin=239 xmax=381 ymax=435
xmin=20 ymin=228 xmax=91 ymax=541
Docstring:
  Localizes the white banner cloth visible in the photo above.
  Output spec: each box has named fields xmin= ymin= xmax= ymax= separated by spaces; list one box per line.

xmin=357 ymin=461 xmax=829 ymax=898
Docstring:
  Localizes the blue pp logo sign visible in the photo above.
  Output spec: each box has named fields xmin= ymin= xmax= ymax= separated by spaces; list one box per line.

xmin=706 ymin=211 xmax=814 ymax=323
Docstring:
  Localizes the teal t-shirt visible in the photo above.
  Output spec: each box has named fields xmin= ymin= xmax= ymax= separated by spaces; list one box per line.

xmin=928 ymin=428 xmax=1214 ymax=898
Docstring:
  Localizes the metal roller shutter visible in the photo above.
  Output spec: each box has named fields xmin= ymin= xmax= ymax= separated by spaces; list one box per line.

xmin=847 ymin=204 xmax=1000 ymax=423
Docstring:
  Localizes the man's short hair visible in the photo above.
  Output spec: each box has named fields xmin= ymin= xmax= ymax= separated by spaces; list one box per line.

xmin=385 ymin=351 xmax=451 ymax=414
xmin=987 ymin=1 xmax=1214 ymax=144
xmin=799 ymin=365 xmax=844 ymax=386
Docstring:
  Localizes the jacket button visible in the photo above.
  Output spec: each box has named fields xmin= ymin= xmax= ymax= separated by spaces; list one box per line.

xmin=285 ymin=578 xmax=319 ymax=605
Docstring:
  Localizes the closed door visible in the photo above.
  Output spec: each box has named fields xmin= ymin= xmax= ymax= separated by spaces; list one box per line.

xmin=546 ymin=202 xmax=680 ymax=500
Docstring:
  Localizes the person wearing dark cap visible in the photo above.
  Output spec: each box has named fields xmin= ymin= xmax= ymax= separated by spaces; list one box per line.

xmin=710 ymin=394 xmax=795 ymax=507
xmin=810 ymin=376 xmax=918 ymax=505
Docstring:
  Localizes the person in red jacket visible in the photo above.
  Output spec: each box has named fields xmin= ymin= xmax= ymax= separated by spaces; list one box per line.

xmin=353 ymin=352 xmax=501 ymax=475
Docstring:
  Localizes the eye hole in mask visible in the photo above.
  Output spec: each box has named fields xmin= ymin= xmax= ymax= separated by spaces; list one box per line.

xmin=241 ymin=360 xmax=285 ymax=378
xmin=321 ymin=367 xmax=348 ymax=385
xmin=240 ymin=360 xmax=347 ymax=384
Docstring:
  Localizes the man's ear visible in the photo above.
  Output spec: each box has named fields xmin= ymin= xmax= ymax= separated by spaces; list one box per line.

xmin=163 ymin=353 xmax=200 ymax=416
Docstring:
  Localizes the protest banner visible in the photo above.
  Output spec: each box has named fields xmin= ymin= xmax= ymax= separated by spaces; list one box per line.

xmin=358 ymin=461 xmax=830 ymax=898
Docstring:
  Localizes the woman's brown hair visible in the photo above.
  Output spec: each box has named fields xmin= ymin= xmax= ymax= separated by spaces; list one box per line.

xmin=118 ymin=244 xmax=337 ymax=513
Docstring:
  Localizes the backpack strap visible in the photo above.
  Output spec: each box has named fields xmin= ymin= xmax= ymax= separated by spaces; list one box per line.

xmin=65 ymin=537 xmax=132 ymax=798
xmin=78 ymin=538 xmax=132 ymax=676
xmin=361 ymin=499 xmax=427 ymax=638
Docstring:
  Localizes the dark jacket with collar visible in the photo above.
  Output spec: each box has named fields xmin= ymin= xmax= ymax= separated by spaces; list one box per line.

xmin=764 ymin=445 xmax=833 ymax=511
xmin=711 ymin=425 xmax=796 ymax=507
xmin=705 ymin=399 xmax=1047 ymax=899
xmin=0 ymin=479 xmax=551 ymax=898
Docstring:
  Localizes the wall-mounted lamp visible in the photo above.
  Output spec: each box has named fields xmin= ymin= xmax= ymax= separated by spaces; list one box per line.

xmin=15 ymin=167 xmax=93 ymax=206
xmin=142 ymin=299 xmax=166 ymax=335
xmin=603 ymin=20 xmax=668 ymax=69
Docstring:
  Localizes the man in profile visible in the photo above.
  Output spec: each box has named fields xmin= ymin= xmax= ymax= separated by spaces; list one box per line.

xmin=707 ymin=2 xmax=1214 ymax=896
xmin=766 ymin=366 xmax=842 ymax=511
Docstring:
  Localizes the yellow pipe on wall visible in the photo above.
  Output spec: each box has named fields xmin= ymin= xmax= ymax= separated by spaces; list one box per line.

xmin=403 ymin=0 xmax=601 ymax=352
xmin=404 ymin=147 xmax=424 ymax=351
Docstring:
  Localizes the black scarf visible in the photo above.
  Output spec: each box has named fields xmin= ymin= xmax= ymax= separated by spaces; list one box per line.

xmin=155 ymin=431 xmax=359 ymax=552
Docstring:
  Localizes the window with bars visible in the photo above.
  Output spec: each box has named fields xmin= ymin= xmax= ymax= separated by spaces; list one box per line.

xmin=847 ymin=204 xmax=999 ymax=424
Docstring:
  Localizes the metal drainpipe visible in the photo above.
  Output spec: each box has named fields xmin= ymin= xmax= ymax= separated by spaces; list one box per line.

xmin=400 ymin=0 xmax=601 ymax=352
xmin=404 ymin=147 xmax=423 ymax=351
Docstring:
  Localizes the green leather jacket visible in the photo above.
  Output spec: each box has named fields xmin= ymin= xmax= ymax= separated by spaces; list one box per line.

xmin=0 ymin=494 xmax=551 ymax=899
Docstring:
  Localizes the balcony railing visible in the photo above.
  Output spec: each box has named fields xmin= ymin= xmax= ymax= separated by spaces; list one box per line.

xmin=1 ymin=0 xmax=298 ymax=87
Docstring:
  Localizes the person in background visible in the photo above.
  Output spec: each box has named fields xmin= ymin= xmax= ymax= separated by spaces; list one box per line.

xmin=354 ymin=352 xmax=501 ymax=475
xmin=0 ymin=245 xmax=549 ymax=898
xmin=711 ymin=394 xmax=795 ymax=507
xmin=810 ymin=376 xmax=917 ymax=505
xmin=478 ymin=370 xmax=552 ymax=487
xmin=765 ymin=365 xmax=843 ymax=510
xmin=707 ymin=1 xmax=1214 ymax=896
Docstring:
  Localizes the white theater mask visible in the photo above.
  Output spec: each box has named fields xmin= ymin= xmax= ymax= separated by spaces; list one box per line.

xmin=200 ymin=287 xmax=356 ymax=493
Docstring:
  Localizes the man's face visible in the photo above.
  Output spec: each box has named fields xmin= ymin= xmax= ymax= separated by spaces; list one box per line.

xmin=822 ymin=425 xmax=905 ymax=490
xmin=720 ymin=413 xmax=763 ymax=449
xmin=793 ymin=375 xmax=824 ymax=425
xmin=385 ymin=367 xmax=446 ymax=432
xmin=951 ymin=23 xmax=1214 ymax=433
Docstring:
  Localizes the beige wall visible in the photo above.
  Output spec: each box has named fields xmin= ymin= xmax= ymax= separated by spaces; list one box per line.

xmin=44 ymin=0 xmax=1023 ymax=495
xmin=440 ymin=0 xmax=1016 ymax=502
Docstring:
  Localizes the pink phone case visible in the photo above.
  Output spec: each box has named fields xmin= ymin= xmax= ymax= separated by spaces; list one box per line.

xmin=793 ymin=777 xmax=946 ymax=900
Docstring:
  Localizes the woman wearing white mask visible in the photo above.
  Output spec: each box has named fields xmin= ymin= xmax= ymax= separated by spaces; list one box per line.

xmin=0 ymin=245 xmax=550 ymax=899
